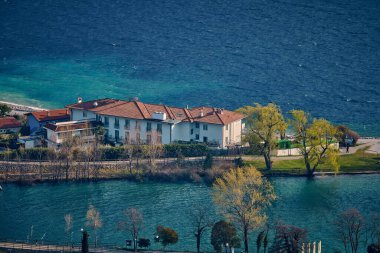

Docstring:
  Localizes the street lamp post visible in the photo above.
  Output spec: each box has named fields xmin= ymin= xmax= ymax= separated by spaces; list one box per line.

xmin=225 ymin=243 xmax=229 ymax=253
xmin=81 ymin=228 xmax=89 ymax=253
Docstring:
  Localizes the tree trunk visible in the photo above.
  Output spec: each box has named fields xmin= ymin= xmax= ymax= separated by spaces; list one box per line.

xmin=244 ymin=226 xmax=249 ymax=253
xmin=263 ymin=153 xmax=272 ymax=170
xmin=304 ymin=158 xmax=314 ymax=178
xmin=196 ymin=232 xmax=201 ymax=253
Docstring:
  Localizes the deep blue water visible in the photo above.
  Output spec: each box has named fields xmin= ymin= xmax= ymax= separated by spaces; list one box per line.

xmin=1 ymin=175 xmax=380 ymax=252
xmin=0 ymin=0 xmax=379 ymax=136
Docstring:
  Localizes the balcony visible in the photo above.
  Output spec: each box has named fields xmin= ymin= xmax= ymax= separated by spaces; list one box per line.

xmin=114 ymin=123 xmax=120 ymax=129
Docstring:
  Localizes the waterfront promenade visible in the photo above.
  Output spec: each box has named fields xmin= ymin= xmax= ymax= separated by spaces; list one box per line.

xmin=0 ymin=241 xmax=192 ymax=253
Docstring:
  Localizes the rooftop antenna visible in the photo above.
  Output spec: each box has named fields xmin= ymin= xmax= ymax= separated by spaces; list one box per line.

xmin=77 ymin=97 xmax=83 ymax=104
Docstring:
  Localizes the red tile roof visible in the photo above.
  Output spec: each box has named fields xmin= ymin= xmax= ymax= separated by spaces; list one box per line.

xmin=28 ymin=109 xmax=70 ymax=122
xmin=0 ymin=117 xmax=22 ymax=129
xmin=66 ymin=99 xmax=244 ymax=125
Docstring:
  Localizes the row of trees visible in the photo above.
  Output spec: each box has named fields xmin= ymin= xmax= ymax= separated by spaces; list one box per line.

xmin=59 ymin=166 xmax=379 ymax=253
xmin=237 ymin=103 xmax=358 ymax=176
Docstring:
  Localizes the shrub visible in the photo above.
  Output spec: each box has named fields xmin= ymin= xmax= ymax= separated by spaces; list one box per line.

xmin=203 ymin=153 xmax=213 ymax=169
xmin=138 ymin=238 xmax=151 ymax=248
xmin=164 ymin=143 xmax=208 ymax=157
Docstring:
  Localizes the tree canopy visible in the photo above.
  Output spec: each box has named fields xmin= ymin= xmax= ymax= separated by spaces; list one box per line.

xmin=155 ymin=225 xmax=179 ymax=249
xmin=211 ymin=220 xmax=241 ymax=253
xmin=237 ymin=103 xmax=287 ymax=170
xmin=289 ymin=110 xmax=340 ymax=176
xmin=0 ymin=104 xmax=11 ymax=117
xmin=213 ymin=166 xmax=276 ymax=253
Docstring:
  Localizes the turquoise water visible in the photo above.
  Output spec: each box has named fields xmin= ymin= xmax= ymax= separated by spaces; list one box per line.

xmin=1 ymin=0 xmax=380 ymax=136
xmin=1 ymin=175 xmax=379 ymax=252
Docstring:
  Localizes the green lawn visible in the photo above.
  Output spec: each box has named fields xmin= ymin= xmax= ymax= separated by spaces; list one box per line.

xmin=244 ymin=150 xmax=380 ymax=175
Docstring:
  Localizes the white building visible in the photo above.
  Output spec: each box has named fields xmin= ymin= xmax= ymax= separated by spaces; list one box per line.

xmin=46 ymin=98 xmax=245 ymax=149
xmin=44 ymin=121 xmax=99 ymax=148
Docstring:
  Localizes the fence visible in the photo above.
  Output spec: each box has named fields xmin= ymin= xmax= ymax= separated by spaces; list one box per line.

xmin=0 ymin=239 xmax=120 ymax=253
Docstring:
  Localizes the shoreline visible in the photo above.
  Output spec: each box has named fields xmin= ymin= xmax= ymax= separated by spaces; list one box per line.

xmin=1 ymin=168 xmax=380 ymax=186
xmin=0 ymin=100 xmax=48 ymax=115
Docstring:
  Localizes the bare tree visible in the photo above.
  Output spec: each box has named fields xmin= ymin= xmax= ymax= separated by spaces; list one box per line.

xmin=86 ymin=205 xmax=102 ymax=247
xmin=189 ymin=205 xmax=214 ymax=253
xmin=335 ymin=208 xmax=365 ymax=253
xmin=64 ymin=213 xmax=73 ymax=245
xmin=118 ymin=208 xmax=144 ymax=252
xmin=270 ymin=222 xmax=307 ymax=253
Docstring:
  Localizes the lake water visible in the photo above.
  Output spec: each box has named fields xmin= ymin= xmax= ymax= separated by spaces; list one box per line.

xmin=0 ymin=0 xmax=380 ymax=136
xmin=1 ymin=175 xmax=379 ymax=252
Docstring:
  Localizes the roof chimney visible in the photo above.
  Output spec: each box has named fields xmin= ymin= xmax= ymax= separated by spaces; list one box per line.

xmin=77 ymin=97 xmax=83 ymax=103
xmin=47 ymin=111 xmax=50 ymax=117
xmin=200 ymin=108 xmax=204 ymax=117
xmin=133 ymin=97 xmax=139 ymax=101
xmin=93 ymin=101 xmax=98 ymax=107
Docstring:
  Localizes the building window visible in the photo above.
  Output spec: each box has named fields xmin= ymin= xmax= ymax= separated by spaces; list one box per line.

xmin=225 ymin=137 xmax=228 ymax=144
xmin=146 ymin=122 xmax=152 ymax=132
xmin=157 ymin=123 xmax=162 ymax=133
xmin=226 ymin=124 xmax=229 ymax=130
xmin=195 ymin=123 xmax=200 ymax=128
xmin=195 ymin=134 xmax=199 ymax=140
xmin=104 ymin=117 xmax=109 ymax=127
xmin=203 ymin=124 xmax=208 ymax=131
xmin=135 ymin=121 xmax=141 ymax=130
xmin=135 ymin=132 xmax=141 ymax=143
xmin=115 ymin=130 xmax=119 ymax=141
xmin=125 ymin=131 xmax=130 ymax=144
xmin=125 ymin=119 xmax=130 ymax=130
xmin=156 ymin=135 xmax=162 ymax=144
xmin=114 ymin=118 xmax=119 ymax=128
xmin=83 ymin=111 xmax=87 ymax=118
xmin=190 ymin=129 xmax=194 ymax=135
xmin=146 ymin=134 xmax=152 ymax=144
xmin=203 ymin=136 xmax=208 ymax=143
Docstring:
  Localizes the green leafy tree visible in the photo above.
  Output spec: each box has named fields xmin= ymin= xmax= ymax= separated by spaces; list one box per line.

xmin=211 ymin=220 xmax=241 ymax=253
xmin=237 ymin=103 xmax=287 ymax=170
xmin=289 ymin=110 xmax=340 ymax=177
xmin=0 ymin=104 xmax=11 ymax=117
xmin=203 ymin=152 xmax=213 ymax=170
xmin=156 ymin=225 xmax=179 ymax=250
xmin=213 ymin=166 xmax=276 ymax=253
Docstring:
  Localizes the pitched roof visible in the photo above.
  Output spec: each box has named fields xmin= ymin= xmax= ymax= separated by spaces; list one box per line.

xmin=44 ymin=121 xmax=99 ymax=132
xmin=65 ymin=98 xmax=244 ymax=125
xmin=65 ymin=98 xmax=119 ymax=111
xmin=0 ymin=117 xmax=22 ymax=129
xmin=28 ymin=109 xmax=70 ymax=122
xmin=190 ymin=107 xmax=244 ymax=125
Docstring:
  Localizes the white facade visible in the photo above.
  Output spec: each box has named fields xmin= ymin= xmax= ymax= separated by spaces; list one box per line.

xmin=97 ymin=115 xmax=241 ymax=148
xmin=71 ymin=109 xmax=97 ymax=121
xmin=67 ymin=104 xmax=243 ymax=148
